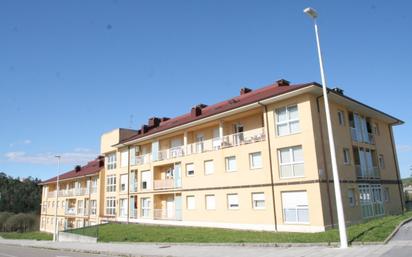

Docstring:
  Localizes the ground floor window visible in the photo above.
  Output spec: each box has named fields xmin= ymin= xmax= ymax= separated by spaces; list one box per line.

xmin=359 ymin=184 xmax=384 ymax=218
xmin=141 ymin=197 xmax=151 ymax=218
xmin=281 ymin=191 xmax=309 ymax=224
xmin=119 ymin=198 xmax=128 ymax=217
xmin=106 ymin=197 xmax=116 ymax=216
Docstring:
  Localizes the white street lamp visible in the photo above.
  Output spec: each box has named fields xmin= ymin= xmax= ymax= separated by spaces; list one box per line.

xmin=303 ymin=7 xmax=348 ymax=248
xmin=53 ymin=155 xmax=61 ymax=242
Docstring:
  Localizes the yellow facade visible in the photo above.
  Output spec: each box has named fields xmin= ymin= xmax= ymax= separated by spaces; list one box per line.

xmin=40 ymin=83 xmax=404 ymax=233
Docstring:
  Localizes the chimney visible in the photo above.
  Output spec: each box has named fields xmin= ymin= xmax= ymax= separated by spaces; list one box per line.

xmin=161 ymin=117 xmax=170 ymax=122
xmin=332 ymin=87 xmax=344 ymax=95
xmin=276 ymin=79 xmax=290 ymax=87
xmin=240 ymin=87 xmax=252 ymax=95
xmin=141 ymin=124 xmax=149 ymax=133
xmin=191 ymin=104 xmax=207 ymax=117
xmin=75 ymin=165 xmax=81 ymax=172
xmin=148 ymin=117 xmax=161 ymax=127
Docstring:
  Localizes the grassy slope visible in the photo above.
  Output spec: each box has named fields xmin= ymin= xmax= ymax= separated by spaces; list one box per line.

xmin=0 ymin=231 xmax=52 ymax=241
xmin=403 ymin=177 xmax=412 ymax=187
xmin=69 ymin=211 xmax=412 ymax=243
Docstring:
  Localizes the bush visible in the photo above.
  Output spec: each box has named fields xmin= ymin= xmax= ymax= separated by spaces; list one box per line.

xmin=0 ymin=212 xmax=14 ymax=231
xmin=2 ymin=213 xmax=39 ymax=232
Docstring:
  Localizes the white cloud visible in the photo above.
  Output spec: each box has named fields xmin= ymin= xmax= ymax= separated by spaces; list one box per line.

xmin=9 ymin=139 xmax=32 ymax=147
xmin=397 ymin=145 xmax=412 ymax=153
xmin=3 ymin=148 xmax=97 ymax=165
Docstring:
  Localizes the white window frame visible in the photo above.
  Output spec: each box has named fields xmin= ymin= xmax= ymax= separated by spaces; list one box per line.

xmin=343 ymin=148 xmax=351 ymax=165
xmin=120 ymin=150 xmax=129 ymax=168
xmin=338 ymin=110 xmax=346 ymax=126
xmin=384 ymin=187 xmax=390 ymax=202
xmin=141 ymin=197 xmax=151 ymax=218
xmin=105 ymin=197 xmax=116 ymax=216
xmin=186 ymin=163 xmax=195 ymax=176
xmin=119 ymin=198 xmax=128 ymax=218
xmin=90 ymin=200 xmax=97 ymax=215
xmin=278 ymin=146 xmax=304 ymax=179
xmin=225 ymin=156 xmax=237 ymax=172
xmin=348 ymin=189 xmax=355 ymax=207
xmin=227 ymin=193 xmax=239 ymax=210
xmin=186 ymin=195 xmax=196 ymax=210
xmin=106 ymin=152 xmax=117 ymax=170
xmin=281 ymin=191 xmax=309 ymax=224
xmin=106 ymin=175 xmax=116 ymax=192
xmin=252 ymin=192 xmax=265 ymax=210
xmin=205 ymin=194 xmax=216 ymax=210
xmin=141 ymin=170 xmax=151 ymax=190
xmin=204 ymin=160 xmax=214 ymax=175
xmin=275 ymin=105 xmax=300 ymax=136
xmin=120 ymin=174 xmax=128 ymax=192
xmin=249 ymin=152 xmax=262 ymax=170
xmin=378 ymin=154 xmax=385 ymax=169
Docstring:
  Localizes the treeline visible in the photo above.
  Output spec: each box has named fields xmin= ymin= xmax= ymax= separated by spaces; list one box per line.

xmin=0 ymin=172 xmax=42 ymax=213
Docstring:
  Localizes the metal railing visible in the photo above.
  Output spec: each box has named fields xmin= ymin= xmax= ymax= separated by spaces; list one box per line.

xmin=350 ymin=127 xmax=375 ymax=145
xmin=355 ymin=165 xmax=380 ymax=178
xmin=130 ymin=208 xmax=138 ymax=219
xmin=65 ymin=208 xmax=76 ymax=215
xmin=136 ymin=154 xmax=151 ymax=165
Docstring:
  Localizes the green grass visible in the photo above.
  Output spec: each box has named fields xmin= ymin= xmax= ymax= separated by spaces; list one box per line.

xmin=0 ymin=231 xmax=52 ymax=241
xmin=403 ymin=177 xmax=412 ymax=187
xmin=67 ymin=211 xmax=412 ymax=244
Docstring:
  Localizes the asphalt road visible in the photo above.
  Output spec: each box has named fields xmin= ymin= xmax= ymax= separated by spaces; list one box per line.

xmin=0 ymin=244 xmax=115 ymax=257
xmin=380 ymin=220 xmax=412 ymax=257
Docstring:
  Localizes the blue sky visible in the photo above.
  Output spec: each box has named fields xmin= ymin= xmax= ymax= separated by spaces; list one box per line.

xmin=0 ymin=0 xmax=411 ymax=180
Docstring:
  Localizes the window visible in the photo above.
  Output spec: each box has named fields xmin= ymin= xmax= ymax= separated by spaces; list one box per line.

xmin=91 ymin=177 xmax=98 ymax=193
xmin=378 ymin=154 xmax=385 ymax=169
xmin=130 ymin=146 xmax=136 ymax=166
xmin=372 ymin=122 xmax=380 ymax=135
xmin=120 ymin=150 xmax=129 ymax=168
xmin=77 ymin=200 xmax=84 ymax=215
xmin=276 ymin=105 xmax=300 ymax=136
xmin=343 ymin=148 xmax=351 ymax=165
xmin=278 ymin=146 xmax=304 ymax=178
xmin=227 ymin=194 xmax=239 ymax=209
xmin=90 ymin=200 xmax=97 ymax=215
xmin=187 ymin=195 xmax=195 ymax=210
xmin=348 ymin=189 xmax=355 ymax=207
xmin=52 ymin=201 xmax=55 ymax=208
xmin=106 ymin=197 xmax=116 ymax=215
xmin=186 ymin=163 xmax=195 ymax=176
xmin=225 ymin=156 xmax=236 ymax=172
xmin=249 ymin=152 xmax=262 ymax=169
xmin=120 ymin=174 xmax=128 ymax=192
xmin=252 ymin=193 xmax=265 ymax=209
xmin=338 ymin=110 xmax=346 ymax=126
xmin=204 ymin=160 xmax=214 ymax=175
xmin=141 ymin=197 xmax=151 ymax=217
xmin=281 ymin=191 xmax=309 ymax=224
xmin=141 ymin=170 xmax=151 ymax=190
xmin=106 ymin=152 xmax=117 ymax=170
xmin=359 ymin=184 xmax=384 ymax=218
xmin=119 ymin=198 xmax=128 ymax=217
xmin=205 ymin=194 xmax=216 ymax=210
xmin=384 ymin=187 xmax=390 ymax=202
xmin=106 ymin=175 xmax=116 ymax=192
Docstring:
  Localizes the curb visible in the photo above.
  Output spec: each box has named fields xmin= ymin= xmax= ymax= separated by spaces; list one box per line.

xmin=383 ymin=216 xmax=412 ymax=244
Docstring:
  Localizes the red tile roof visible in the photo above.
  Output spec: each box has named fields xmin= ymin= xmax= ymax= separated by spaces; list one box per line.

xmin=41 ymin=156 xmax=104 ymax=185
xmin=118 ymin=81 xmax=313 ymax=145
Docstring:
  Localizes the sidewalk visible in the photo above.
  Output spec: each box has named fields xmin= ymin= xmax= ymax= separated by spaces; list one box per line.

xmin=0 ymin=238 xmax=409 ymax=257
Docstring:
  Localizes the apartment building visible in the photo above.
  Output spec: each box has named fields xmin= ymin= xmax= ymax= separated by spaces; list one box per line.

xmin=39 ymin=157 xmax=104 ymax=233
xmin=40 ymin=79 xmax=404 ymax=233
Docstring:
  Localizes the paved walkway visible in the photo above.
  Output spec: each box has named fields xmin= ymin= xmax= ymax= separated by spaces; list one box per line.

xmin=0 ymin=222 xmax=411 ymax=257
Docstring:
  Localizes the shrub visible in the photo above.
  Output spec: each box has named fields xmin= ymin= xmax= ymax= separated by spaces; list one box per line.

xmin=0 ymin=212 xmax=13 ymax=232
xmin=3 ymin=213 xmax=39 ymax=232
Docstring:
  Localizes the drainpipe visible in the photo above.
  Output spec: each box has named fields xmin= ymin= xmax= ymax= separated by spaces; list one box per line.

xmin=388 ymin=124 xmax=404 ymax=213
xmin=258 ymin=102 xmax=278 ymax=231
xmin=127 ymin=145 xmax=131 ymax=224
xmin=316 ymin=94 xmax=335 ymax=228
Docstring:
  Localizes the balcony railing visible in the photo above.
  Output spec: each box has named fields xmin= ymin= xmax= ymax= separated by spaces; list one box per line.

xmin=151 ymin=127 xmax=265 ymax=163
xmin=350 ymin=128 xmax=375 ymax=145
xmin=57 ymin=188 xmax=90 ymax=197
xmin=130 ymin=208 xmax=138 ymax=219
xmin=154 ymin=208 xmax=182 ymax=220
xmin=356 ymin=165 xmax=380 ymax=179
xmin=153 ymin=179 xmax=175 ymax=190
xmin=65 ymin=208 xmax=76 ymax=215
xmin=136 ymin=154 xmax=151 ymax=165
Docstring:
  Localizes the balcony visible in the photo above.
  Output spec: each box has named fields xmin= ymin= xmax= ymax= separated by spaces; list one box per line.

xmin=65 ymin=208 xmax=76 ymax=215
xmin=136 ymin=153 xmax=151 ymax=165
xmin=154 ymin=179 xmax=175 ymax=190
xmin=57 ymin=188 xmax=89 ymax=197
xmin=152 ymin=127 xmax=265 ymax=163
xmin=154 ymin=208 xmax=182 ymax=221
xmin=356 ymin=165 xmax=380 ymax=179
xmin=350 ymin=128 xmax=375 ymax=145
xmin=130 ymin=208 xmax=138 ymax=219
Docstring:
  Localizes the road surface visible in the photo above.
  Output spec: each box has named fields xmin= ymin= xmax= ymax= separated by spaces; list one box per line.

xmin=0 ymin=244 xmax=115 ymax=257
xmin=380 ymin=220 xmax=412 ymax=257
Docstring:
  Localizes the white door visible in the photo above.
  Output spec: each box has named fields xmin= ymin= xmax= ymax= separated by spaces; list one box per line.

xmin=166 ymin=198 xmax=174 ymax=218
xmin=234 ymin=124 xmax=244 ymax=145
xmin=170 ymin=138 xmax=183 ymax=157
xmin=196 ymin=133 xmax=204 ymax=153
xmin=212 ymin=127 xmax=221 ymax=149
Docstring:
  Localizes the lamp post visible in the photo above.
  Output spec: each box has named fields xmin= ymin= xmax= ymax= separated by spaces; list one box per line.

xmin=303 ymin=7 xmax=348 ymax=248
xmin=53 ymin=155 xmax=61 ymax=242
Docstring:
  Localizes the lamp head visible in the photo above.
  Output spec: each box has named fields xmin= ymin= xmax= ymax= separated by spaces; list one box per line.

xmin=304 ymin=7 xmax=318 ymax=19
